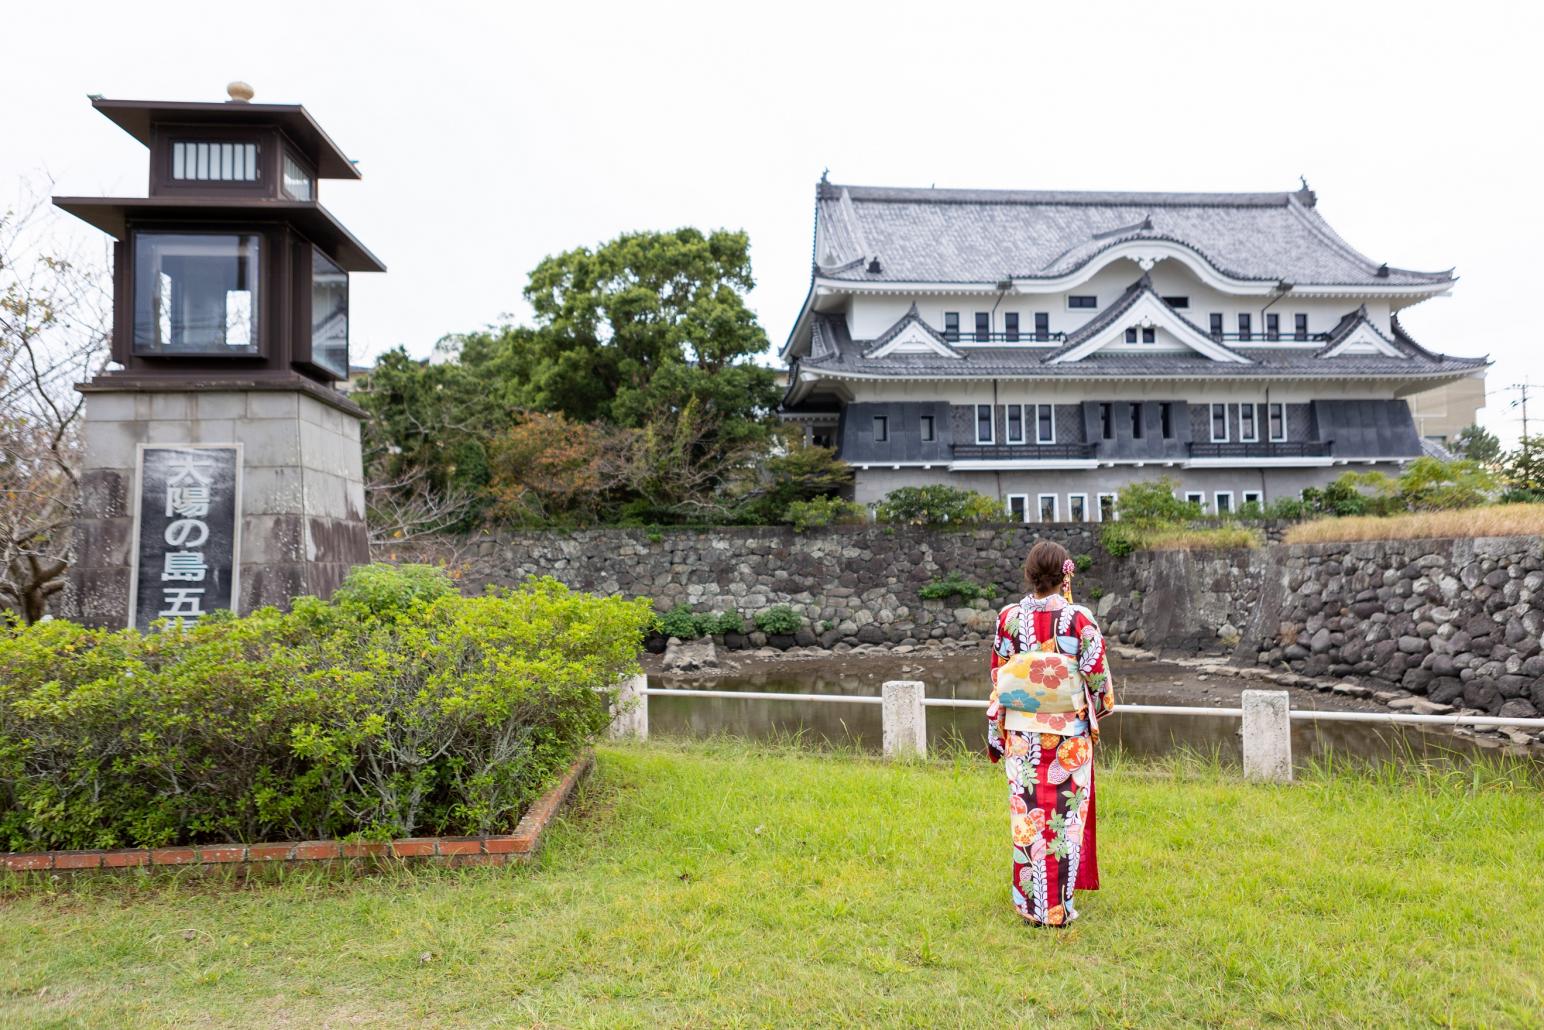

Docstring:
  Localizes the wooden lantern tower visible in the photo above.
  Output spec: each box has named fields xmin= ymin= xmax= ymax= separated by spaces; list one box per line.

xmin=54 ymin=83 xmax=385 ymax=629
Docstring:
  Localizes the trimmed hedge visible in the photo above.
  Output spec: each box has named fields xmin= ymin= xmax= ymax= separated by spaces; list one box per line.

xmin=0 ymin=565 xmax=652 ymax=852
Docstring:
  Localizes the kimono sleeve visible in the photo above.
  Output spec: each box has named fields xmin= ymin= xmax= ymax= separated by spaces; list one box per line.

xmin=985 ymin=604 xmax=1016 ymax=763
xmin=1074 ymin=608 xmax=1115 ymax=720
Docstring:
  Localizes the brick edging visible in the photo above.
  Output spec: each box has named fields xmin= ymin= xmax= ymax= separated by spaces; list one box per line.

xmin=2 ymin=750 xmax=594 ymax=875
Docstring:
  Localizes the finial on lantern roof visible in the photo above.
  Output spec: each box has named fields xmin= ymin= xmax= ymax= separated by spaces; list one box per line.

xmin=226 ymin=81 xmax=254 ymax=103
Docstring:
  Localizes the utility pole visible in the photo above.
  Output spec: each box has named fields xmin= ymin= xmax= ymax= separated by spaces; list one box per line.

xmin=1504 ymin=381 xmax=1532 ymax=445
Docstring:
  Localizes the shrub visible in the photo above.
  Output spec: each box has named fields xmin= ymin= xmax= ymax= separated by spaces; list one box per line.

xmin=1113 ymin=478 xmax=1202 ymax=524
xmin=1073 ymin=553 xmax=1094 ymax=573
xmin=918 ymin=574 xmax=990 ymax=602
xmin=782 ymin=496 xmax=867 ymax=532
xmin=330 ymin=563 xmax=458 ymax=615
xmin=1100 ymin=522 xmax=1139 ymax=558
xmin=753 ymin=604 xmax=803 ymax=635
xmin=1394 ymin=457 xmax=1496 ymax=511
xmin=655 ymin=605 xmax=743 ymax=638
xmin=874 ymin=485 xmax=1001 ymax=526
xmin=0 ymin=566 xmax=652 ymax=851
xmin=711 ymin=610 xmax=745 ymax=635
xmin=657 ymin=604 xmax=707 ymax=639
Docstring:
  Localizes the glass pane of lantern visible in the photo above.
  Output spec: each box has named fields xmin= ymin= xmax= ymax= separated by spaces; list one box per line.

xmin=282 ymin=153 xmax=313 ymax=201
xmin=132 ymin=233 xmax=261 ymax=355
xmin=310 ymin=248 xmax=348 ymax=378
xmin=172 ymin=142 xmax=185 ymax=179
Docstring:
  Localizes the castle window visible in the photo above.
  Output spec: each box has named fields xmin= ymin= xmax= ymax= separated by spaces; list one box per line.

xmin=1037 ymin=405 xmax=1055 ymax=444
xmin=974 ymin=312 xmax=990 ymax=341
xmin=976 ymin=404 xmax=994 ymax=444
xmin=1237 ymin=313 xmax=1252 ymax=341
xmin=1294 ymin=313 xmax=1308 ymax=341
xmin=920 ymin=415 xmax=935 ymax=442
xmin=1162 ymin=296 xmax=1190 ymax=308
xmin=1004 ymin=312 xmax=1020 ymax=342
xmin=1006 ymin=404 xmax=1025 ymax=444
xmin=873 ymin=415 xmax=888 ymax=442
xmin=944 ymin=312 xmax=959 ymax=341
xmin=1034 ymin=313 xmax=1050 ymax=340
xmin=1068 ymin=295 xmax=1097 ymax=309
xmin=1210 ymin=403 xmax=1229 ymax=442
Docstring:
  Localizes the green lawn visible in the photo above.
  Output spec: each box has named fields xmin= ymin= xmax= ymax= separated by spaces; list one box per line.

xmin=2 ymin=742 xmax=1542 ymax=1027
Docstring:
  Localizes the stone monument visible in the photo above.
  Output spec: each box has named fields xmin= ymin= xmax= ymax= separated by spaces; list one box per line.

xmin=53 ymin=84 xmax=385 ymax=629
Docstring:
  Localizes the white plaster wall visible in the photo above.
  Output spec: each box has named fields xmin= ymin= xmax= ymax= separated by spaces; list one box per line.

xmin=838 ymin=255 xmax=1405 ymax=343
xmin=842 ymin=378 xmax=1410 ymax=405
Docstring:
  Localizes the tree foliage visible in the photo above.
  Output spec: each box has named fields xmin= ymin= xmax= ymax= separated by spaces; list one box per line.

xmin=1451 ymin=424 xmax=1502 ymax=466
xmin=0 ymin=187 xmax=110 ymax=621
xmin=356 ymin=228 xmax=782 ymax=528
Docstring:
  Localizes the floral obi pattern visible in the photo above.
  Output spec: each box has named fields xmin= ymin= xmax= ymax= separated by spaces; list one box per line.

xmin=991 ymin=650 xmax=1083 ymax=715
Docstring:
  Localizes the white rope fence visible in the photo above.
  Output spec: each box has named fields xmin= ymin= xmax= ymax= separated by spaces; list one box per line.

xmin=607 ymin=675 xmax=1544 ymax=783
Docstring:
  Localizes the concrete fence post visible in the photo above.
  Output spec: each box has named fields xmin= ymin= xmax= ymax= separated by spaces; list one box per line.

xmin=609 ymin=673 xmax=648 ymax=741
xmin=882 ymin=680 xmax=927 ymax=759
xmin=1241 ymin=689 xmax=1292 ymax=783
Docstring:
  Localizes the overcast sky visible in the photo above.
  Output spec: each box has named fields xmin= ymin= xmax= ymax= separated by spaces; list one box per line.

xmin=5 ymin=0 xmax=1538 ymax=441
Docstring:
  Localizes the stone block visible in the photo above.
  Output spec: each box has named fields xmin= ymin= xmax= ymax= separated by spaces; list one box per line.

xmin=147 ymin=393 xmax=193 ymax=420
xmin=235 ymin=418 xmax=302 ymax=467
xmin=881 ymin=680 xmax=926 ymax=759
xmin=144 ymin=419 xmax=197 ymax=444
xmin=78 ymin=468 xmax=131 ymax=520
xmin=239 ymin=562 xmax=308 ymax=612
xmin=243 ymin=466 xmax=305 ymax=515
xmin=194 ymin=392 xmax=247 ymax=420
xmin=83 ymin=392 xmax=137 ymax=422
xmin=1242 ymin=690 xmax=1292 ymax=783
xmin=82 ymin=420 xmax=147 ymax=470
xmin=73 ymin=518 xmax=132 ymax=570
xmin=241 ymin=514 xmax=307 ymax=564
xmin=246 ymin=392 xmax=299 ymax=419
xmin=300 ymin=470 xmax=350 ymax=519
xmin=306 ymin=517 xmax=369 ymax=566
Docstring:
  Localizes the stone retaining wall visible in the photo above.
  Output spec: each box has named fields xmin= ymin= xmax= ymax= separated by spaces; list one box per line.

xmin=431 ymin=526 xmax=1543 ymax=719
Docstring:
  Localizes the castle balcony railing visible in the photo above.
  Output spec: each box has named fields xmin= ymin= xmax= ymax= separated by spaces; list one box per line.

xmin=1188 ymin=441 xmax=1332 ymax=459
xmin=951 ymin=442 xmax=1097 ymax=460
xmin=944 ymin=331 xmax=1067 ymax=344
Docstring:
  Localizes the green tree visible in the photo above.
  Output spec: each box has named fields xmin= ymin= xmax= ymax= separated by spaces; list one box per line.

xmin=501 ymin=228 xmax=778 ymax=429
xmin=1114 ymin=477 xmax=1202 ymax=524
xmin=1394 ymin=457 xmax=1495 ymax=511
xmin=1450 ymin=424 xmax=1502 ymax=466
xmin=1501 ymin=435 xmax=1544 ymax=501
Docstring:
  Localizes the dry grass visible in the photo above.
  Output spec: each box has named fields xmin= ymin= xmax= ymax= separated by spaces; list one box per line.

xmin=1139 ymin=524 xmax=1261 ymax=551
xmin=1284 ymin=503 xmax=1544 ymax=545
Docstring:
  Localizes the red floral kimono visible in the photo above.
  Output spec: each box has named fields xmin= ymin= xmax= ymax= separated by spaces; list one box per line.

xmin=987 ymin=594 xmax=1115 ymax=927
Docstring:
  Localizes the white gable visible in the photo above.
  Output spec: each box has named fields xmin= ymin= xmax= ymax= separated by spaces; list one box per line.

xmin=1320 ymin=321 xmax=1407 ymax=359
xmin=1049 ymin=290 xmax=1251 ymax=364
xmin=865 ymin=319 xmax=962 ymax=359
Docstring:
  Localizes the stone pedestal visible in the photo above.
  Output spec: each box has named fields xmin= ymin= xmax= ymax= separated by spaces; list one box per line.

xmin=64 ymin=381 xmax=369 ymax=628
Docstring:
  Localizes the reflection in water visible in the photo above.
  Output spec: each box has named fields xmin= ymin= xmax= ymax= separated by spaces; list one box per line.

xmin=647 ymin=657 xmax=1528 ymax=769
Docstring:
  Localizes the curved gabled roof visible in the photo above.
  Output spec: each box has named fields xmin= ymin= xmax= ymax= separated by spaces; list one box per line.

xmin=812 ymin=182 xmax=1454 ymax=289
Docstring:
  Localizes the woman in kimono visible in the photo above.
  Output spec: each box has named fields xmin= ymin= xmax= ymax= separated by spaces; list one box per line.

xmin=986 ymin=539 xmax=1115 ymax=927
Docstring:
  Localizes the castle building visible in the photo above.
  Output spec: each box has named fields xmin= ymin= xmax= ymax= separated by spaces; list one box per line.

xmin=779 ymin=181 xmax=1487 ymax=519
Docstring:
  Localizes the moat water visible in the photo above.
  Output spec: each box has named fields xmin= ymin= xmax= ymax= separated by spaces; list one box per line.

xmin=646 ymin=655 xmax=1537 ymax=769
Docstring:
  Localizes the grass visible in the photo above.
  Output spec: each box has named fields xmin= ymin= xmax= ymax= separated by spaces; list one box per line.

xmin=1137 ymin=523 xmax=1262 ymax=551
xmin=2 ymin=742 xmax=1543 ymax=1027
xmin=1284 ymin=502 xmax=1544 ymax=544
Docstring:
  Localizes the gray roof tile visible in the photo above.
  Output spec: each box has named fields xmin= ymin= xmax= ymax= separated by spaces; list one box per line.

xmin=813 ymin=183 xmax=1453 ymax=288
